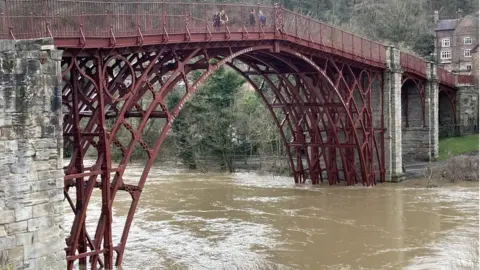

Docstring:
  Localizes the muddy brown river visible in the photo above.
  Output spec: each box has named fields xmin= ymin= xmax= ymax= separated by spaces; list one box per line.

xmin=66 ymin=165 xmax=479 ymax=270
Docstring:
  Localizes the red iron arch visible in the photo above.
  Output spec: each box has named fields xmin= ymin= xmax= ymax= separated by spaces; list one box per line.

xmin=62 ymin=44 xmax=383 ymax=269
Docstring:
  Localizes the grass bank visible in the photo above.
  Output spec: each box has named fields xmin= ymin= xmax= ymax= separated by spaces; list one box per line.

xmin=438 ymin=134 xmax=479 ymax=160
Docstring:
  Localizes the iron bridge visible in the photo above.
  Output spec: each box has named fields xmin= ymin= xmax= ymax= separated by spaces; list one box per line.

xmin=0 ymin=1 xmax=472 ymax=269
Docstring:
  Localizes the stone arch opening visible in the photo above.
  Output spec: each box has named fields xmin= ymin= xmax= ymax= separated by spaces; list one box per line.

xmin=438 ymin=87 xmax=457 ymax=138
xmin=400 ymin=77 xmax=429 ymax=163
xmin=401 ymin=78 xmax=426 ymax=128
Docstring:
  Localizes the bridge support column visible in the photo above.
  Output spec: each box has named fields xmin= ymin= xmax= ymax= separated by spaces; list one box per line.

xmin=383 ymin=46 xmax=405 ymax=182
xmin=0 ymin=39 xmax=66 ymax=269
xmin=455 ymin=85 xmax=479 ymax=136
xmin=426 ymin=62 xmax=439 ymax=159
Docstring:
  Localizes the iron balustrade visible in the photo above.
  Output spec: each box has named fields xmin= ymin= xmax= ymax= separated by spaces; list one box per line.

xmin=457 ymin=74 xmax=474 ymax=85
xmin=0 ymin=0 xmax=474 ymax=87
xmin=437 ymin=67 xmax=456 ymax=87
xmin=400 ymin=51 xmax=427 ymax=77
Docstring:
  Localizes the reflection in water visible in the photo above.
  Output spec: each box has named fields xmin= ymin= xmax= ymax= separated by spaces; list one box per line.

xmin=65 ymin=165 xmax=479 ymax=270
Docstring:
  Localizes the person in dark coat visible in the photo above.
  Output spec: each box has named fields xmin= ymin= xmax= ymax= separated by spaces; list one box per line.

xmin=249 ymin=9 xmax=256 ymax=27
xmin=213 ymin=11 xmax=220 ymax=31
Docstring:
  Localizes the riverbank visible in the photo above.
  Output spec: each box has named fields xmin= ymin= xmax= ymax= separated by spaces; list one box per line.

xmin=438 ymin=134 xmax=479 ymax=160
xmin=150 ymin=151 xmax=478 ymax=187
xmin=403 ymin=134 xmax=479 ymax=186
xmin=403 ymin=152 xmax=479 ymax=187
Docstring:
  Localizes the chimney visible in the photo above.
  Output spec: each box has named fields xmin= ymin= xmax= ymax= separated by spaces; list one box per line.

xmin=457 ymin=9 xmax=463 ymax=19
xmin=434 ymin=10 xmax=439 ymax=24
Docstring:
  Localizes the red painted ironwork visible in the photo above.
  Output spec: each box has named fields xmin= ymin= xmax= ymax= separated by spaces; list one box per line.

xmin=457 ymin=74 xmax=474 ymax=85
xmin=437 ymin=67 xmax=456 ymax=87
xmin=1 ymin=1 xmax=473 ymax=269
xmin=400 ymin=52 xmax=426 ymax=77
xmin=0 ymin=1 xmax=386 ymax=65
xmin=60 ymin=40 xmax=385 ymax=268
xmin=0 ymin=0 xmax=471 ymax=85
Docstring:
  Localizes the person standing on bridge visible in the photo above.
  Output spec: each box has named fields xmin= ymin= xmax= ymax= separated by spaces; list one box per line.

xmin=259 ymin=10 xmax=266 ymax=27
xmin=220 ymin=9 xmax=229 ymax=26
xmin=213 ymin=11 xmax=221 ymax=31
xmin=249 ymin=9 xmax=256 ymax=27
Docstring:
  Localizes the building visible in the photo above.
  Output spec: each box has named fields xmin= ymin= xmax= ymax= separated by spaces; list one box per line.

xmin=472 ymin=44 xmax=479 ymax=86
xmin=434 ymin=11 xmax=479 ymax=75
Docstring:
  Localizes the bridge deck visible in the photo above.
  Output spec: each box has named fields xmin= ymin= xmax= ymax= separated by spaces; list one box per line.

xmin=0 ymin=0 xmax=471 ymax=87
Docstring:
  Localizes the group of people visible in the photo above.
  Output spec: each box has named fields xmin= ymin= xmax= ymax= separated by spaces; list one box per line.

xmin=212 ymin=10 xmax=229 ymax=30
xmin=212 ymin=9 xmax=267 ymax=31
xmin=249 ymin=9 xmax=267 ymax=27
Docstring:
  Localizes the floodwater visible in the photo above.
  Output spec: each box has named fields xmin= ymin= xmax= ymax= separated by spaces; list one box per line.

xmin=66 ymin=165 xmax=479 ymax=270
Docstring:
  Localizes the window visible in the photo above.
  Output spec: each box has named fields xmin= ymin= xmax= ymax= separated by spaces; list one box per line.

xmin=441 ymin=50 xmax=452 ymax=60
xmin=464 ymin=49 xmax=472 ymax=57
xmin=464 ymin=37 xmax=472 ymax=45
xmin=441 ymin=38 xmax=451 ymax=47
xmin=467 ymin=64 xmax=472 ymax=71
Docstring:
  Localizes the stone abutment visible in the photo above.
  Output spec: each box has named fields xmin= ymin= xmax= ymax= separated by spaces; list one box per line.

xmin=0 ymin=38 xmax=65 ymax=270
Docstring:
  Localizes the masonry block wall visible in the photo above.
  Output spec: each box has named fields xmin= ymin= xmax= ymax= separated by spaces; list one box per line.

xmin=0 ymin=39 xmax=66 ymax=270
xmin=456 ymin=85 xmax=479 ymax=135
xmin=401 ymin=128 xmax=430 ymax=162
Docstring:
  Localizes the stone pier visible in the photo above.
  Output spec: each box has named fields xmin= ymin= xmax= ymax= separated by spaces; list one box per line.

xmin=384 ymin=45 xmax=478 ymax=181
xmin=383 ymin=47 xmax=445 ymax=181
xmin=383 ymin=46 xmax=405 ymax=182
xmin=0 ymin=38 xmax=65 ymax=270
xmin=426 ymin=62 xmax=439 ymax=159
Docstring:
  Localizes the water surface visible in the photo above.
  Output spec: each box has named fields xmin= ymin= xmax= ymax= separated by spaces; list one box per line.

xmin=66 ymin=165 xmax=479 ymax=269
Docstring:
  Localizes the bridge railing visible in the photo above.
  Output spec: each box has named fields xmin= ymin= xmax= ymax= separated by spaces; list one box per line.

xmin=282 ymin=9 xmax=386 ymax=64
xmin=457 ymin=74 xmax=474 ymax=85
xmin=400 ymin=52 xmax=426 ymax=77
xmin=0 ymin=1 xmax=277 ymax=39
xmin=0 ymin=0 xmax=473 ymax=87
xmin=437 ymin=67 xmax=456 ymax=87
xmin=0 ymin=0 xmax=385 ymax=64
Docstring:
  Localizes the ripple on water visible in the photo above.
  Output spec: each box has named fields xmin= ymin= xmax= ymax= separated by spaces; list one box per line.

xmin=122 ymin=215 xmax=282 ymax=270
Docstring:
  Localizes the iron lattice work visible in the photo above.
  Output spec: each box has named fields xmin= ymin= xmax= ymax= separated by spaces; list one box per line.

xmin=62 ymin=42 xmax=385 ymax=269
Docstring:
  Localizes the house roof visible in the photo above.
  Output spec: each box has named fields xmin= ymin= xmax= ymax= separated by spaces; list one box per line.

xmin=435 ymin=19 xmax=458 ymax=31
xmin=472 ymin=44 xmax=479 ymax=53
